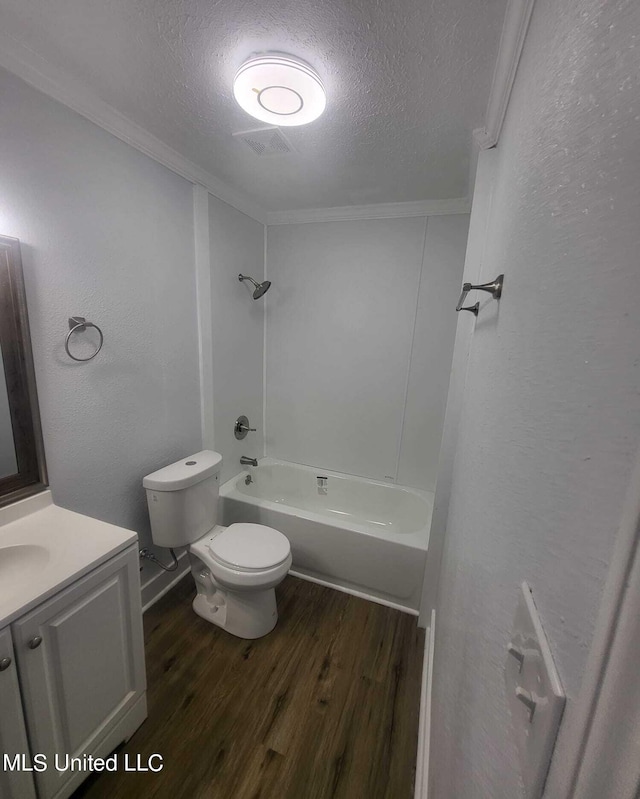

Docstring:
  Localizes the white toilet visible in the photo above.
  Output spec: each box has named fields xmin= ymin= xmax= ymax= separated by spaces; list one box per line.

xmin=143 ymin=450 xmax=292 ymax=639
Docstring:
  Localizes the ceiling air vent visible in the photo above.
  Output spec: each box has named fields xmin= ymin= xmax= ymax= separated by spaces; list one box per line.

xmin=232 ymin=127 xmax=295 ymax=156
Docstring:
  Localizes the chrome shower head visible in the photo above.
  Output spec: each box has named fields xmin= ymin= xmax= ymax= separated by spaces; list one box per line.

xmin=239 ymin=273 xmax=271 ymax=300
xmin=252 ymin=280 xmax=271 ymax=299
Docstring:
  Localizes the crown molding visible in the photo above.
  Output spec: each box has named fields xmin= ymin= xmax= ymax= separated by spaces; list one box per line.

xmin=473 ymin=0 xmax=537 ymax=150
xmin=0 ymin=30 xmax=267 ymax=224
xmin=266 ymin=197 xmax=470 ymax=226
xmin=0 ymin=30 xmax=476 ymax=226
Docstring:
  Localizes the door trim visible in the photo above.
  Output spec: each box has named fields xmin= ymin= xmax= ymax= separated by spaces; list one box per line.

xmin=546 ymin=444 xmax=640 ymax=797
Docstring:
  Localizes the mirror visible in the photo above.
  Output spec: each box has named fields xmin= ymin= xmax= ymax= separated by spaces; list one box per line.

xmin=0 ymin=344 xmax=17 ymax=477
xmin=0 ymin=234 xmax=47 ymax=505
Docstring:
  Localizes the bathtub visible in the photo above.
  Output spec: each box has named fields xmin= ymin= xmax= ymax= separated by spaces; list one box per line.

xmin=219 ymin=458 xmax=432 ymax=613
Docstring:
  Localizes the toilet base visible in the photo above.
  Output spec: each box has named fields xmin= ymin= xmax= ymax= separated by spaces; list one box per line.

xmin=192 ymin=585 xmax=278 ymax=639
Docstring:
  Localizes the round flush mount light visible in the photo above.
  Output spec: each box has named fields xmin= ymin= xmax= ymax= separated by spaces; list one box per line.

xmin=233 ymin=54 xmax=326 ymax=126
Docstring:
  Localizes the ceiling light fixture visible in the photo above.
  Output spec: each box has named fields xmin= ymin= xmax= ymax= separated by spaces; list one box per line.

xmin=233 ymin=54 xmax=326 ymax=127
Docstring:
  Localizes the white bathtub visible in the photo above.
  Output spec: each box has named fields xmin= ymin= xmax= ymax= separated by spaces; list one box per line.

xmin=219 ymin=458 xmax=432 ymax=613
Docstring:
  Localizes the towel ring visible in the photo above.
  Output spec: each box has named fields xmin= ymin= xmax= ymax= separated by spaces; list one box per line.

xmin=65 ymin=317 xmax=103 ymax=362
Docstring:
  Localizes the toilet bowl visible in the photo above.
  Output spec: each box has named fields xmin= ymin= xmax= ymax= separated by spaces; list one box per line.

xmin=189 ymin=522 xmax=292 ymax=638
xmin=143 ymin=451 xmax=291 ymax=639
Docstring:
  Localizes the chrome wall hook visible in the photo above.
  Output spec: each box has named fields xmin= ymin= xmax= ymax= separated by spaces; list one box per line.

xmin=456 ymin=274 xmax=504 ymax=315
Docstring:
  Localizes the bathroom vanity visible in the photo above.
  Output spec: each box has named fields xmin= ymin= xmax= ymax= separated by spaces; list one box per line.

xmin=0 ymin=490 xmax=146 ymax=799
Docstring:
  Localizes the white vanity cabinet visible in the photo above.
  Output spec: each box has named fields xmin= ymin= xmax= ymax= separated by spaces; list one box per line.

xmin=0 ymin=627 xmax=36 ymax=799
xmin=0 ymin=544 xmax=146 ymax=799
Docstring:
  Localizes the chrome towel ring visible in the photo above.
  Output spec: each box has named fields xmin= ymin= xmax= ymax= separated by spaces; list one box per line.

xmin=65 ymin=316 xmax=104 ymax=362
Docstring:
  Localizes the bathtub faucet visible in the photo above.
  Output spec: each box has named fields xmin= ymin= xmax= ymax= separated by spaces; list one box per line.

xmin=240 ymin=456 xmax=258 ymax=467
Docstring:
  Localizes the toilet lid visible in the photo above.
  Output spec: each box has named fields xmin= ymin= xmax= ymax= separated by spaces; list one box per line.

xmin=206 ymin=523 xmax=290 ymax=571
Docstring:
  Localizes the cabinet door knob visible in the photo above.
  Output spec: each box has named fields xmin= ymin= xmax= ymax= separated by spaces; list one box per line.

xmin=0 ymin=657 xmax=11 ymax=671
xmin=28 ymin=636 xmax=43 ymax=650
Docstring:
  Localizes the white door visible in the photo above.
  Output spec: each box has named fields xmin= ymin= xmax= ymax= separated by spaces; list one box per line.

xmin=0 ymin=626 xmax=36 ymax=799
xmin=12 ymin=546 xmax=145 ymax=799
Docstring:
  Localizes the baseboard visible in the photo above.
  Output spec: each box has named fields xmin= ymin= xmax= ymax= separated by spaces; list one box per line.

xmin=288 ymin=568 xmax=419 ymax=615
xmin=415 ymin=609 xmax=436 ymax=799
xmin=141 ymin=553 xmax=190 ymax=612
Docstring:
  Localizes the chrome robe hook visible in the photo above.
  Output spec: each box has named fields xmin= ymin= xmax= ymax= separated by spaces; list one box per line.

xmin=456 ymin=274 xmax=504 ymax=315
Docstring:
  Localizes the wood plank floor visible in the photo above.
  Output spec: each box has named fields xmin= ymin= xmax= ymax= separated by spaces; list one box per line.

xmin=74 ymin=575 xmax=424 ymax=799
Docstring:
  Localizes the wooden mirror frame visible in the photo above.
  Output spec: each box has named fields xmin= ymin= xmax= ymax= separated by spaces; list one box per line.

xmin=0 ymin=235 xmax=47 ymax=506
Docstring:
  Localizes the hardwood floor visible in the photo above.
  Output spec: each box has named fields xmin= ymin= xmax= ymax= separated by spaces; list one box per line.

xmin=74 ymin=575 xmax=424 ymax=799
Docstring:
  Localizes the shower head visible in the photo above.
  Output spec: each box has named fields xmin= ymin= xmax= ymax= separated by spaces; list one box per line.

xmin=252 ymin=280 xmax=271 ymax=299
xmin=238 ymin=273 xmax=271 ymax=300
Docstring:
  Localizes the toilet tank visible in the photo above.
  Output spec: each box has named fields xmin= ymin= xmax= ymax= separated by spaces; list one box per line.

xmin=143 ymin=451 xmax=223 ymax=548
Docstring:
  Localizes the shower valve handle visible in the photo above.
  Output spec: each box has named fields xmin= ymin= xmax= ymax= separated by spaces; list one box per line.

xmin=234 ymin=415 xmax=256 ymax=439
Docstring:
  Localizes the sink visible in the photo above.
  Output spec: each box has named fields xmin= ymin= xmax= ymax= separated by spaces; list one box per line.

xmin=0 ymin=544 xmax=50 ymax=592
xmin=0 ymin=491 xmax=137 ymax=626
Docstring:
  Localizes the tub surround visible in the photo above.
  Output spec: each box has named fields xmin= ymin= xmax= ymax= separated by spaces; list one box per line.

xmin=0 ymin=490 xmax=138 ymax=626
xmin=220 ymin=458 xmax=433 ymax=613
xmin=207 ymin=194 xmax=265 ymax=487
xmin=265 ymin=214 xmax=469 ymax=492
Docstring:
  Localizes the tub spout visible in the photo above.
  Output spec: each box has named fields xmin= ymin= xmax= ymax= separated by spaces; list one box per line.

xmin=240 ymin=456 xmax=258 ymax=467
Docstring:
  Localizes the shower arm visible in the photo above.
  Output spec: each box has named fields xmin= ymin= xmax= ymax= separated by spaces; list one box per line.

xmin=239 ymin=274 xmax=259 ymax=289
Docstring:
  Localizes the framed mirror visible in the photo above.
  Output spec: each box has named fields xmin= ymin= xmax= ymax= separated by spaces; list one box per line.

xmin=0 ymin=234 xmax=47 ymax=506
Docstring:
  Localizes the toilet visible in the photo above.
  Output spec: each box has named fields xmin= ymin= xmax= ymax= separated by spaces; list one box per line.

xmin=143 ymin=450 xmax=292 ymax=639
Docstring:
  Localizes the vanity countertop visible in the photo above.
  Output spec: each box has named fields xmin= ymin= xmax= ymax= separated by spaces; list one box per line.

xmin=0 ymin=490 xmax=138 ymax=627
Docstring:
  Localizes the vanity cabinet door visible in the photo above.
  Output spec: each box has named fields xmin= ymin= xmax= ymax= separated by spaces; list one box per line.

xmin=12 ymin=546 xmax=145 ymax=799
xmin=0 ymin=627 xmax=36 ymax=799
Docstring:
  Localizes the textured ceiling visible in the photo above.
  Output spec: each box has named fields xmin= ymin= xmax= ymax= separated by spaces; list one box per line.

xmin=0 ymin=0 xmax=507 ymax=211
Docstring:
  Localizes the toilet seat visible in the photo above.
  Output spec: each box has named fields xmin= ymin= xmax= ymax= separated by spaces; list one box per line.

xmin=207 ymin=523 xmax=290 ymax=571
xmin=190 ymin=523 xmax=292 ymax=591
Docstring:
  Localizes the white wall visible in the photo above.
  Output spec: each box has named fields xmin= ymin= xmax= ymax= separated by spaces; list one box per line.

xmin=265 ymin=216 xmax=468 ymax=490
xmin=429 ymin=0 xmax=640 ymax=795
xmin=208 ymin=194 xmax=265 ymax=485
xmin=0 ymin=68 xmax=202 ymax=579
xmin=419 ymin=150 xmax=497 ymax=620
